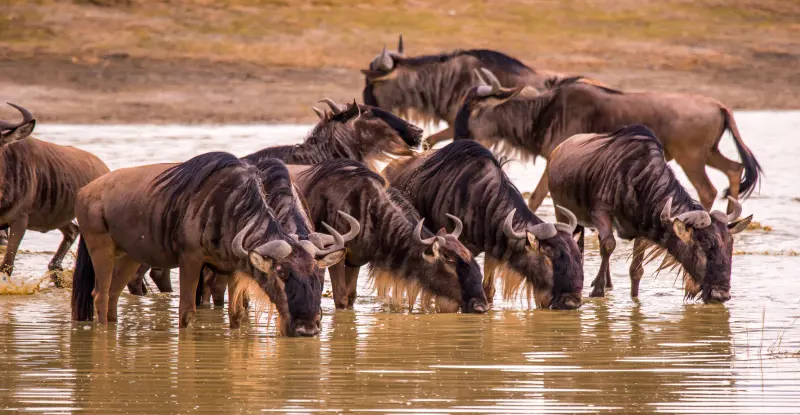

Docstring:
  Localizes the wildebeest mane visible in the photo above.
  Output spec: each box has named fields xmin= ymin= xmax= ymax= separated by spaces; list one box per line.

xmin=249 ymin=157 xmax=313 ymax=237
xmin=399 ymin=49 xmax=534 ymax=75
xmin=546 ymin=75 xmax=622 ymax=94
xmin=153 ymin=152 xmax=275 ymax=249
xmin=301 ymin=158 xmax=387 ymax=192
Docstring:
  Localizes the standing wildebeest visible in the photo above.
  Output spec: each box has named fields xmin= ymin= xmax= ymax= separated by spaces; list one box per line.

xmin=0 ymin=103 xmax=109 ymax=281
xmin=244 ymin=98 xmax=423 ymax=172
xmin=361 ymin=36 xmax=560 ymax=145
xmin=455 ymin=69 xmax=762 ymax=213
xmin=200 ymin=157 xmax=360 ymax=308
xmin=385 ymin=141 xmax=584 ymax=309
xmin=71 ymin=152 xmax=349 ymax=336
xmin=548 ymin=125 xmax=752 ymax=301
xmin=292 ymin=159 xmax=488 ymax=313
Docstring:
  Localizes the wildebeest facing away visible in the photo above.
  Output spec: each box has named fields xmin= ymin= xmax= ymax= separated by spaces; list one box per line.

xmin=71 ymin=152 xmax=347 ymax=336
xmin=361 ymin=35 xmax=560 ymax=145
xmin=548 ymin=125 xmax=752 ymax=301
xmin=455 ymin=69 xmax=762 ymax=213
xmin=385 ymin=140 xmax=584 ymax=309
xmin=292 ymin=159 xmax=488 ymax=313
xmin=0 ymin=103 xmax=109 ymax=282
xmin=243 ymin=98 xmax=423 ymax=172
xmin=199 ymin=157 xmax=360 ymax=308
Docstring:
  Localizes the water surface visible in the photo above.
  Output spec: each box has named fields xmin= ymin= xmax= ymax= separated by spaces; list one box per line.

xmin=1 ymin=112 xmax=799 ymax=413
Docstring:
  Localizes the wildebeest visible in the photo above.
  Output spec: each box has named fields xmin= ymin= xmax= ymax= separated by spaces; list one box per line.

xmin=200 ymin=157 xmax=360 ymax=308
xmin=70 ymin=152 xmax=349 ymax=336
xmin=361 ymin=36 xmax=560 ymax=144
xmin=292 ymin=159 xmax=488 ymax=313
xmin=385 ymin=140 xmax=584 ymax=309
xmin=547 ymin=125 xmax=752 ymax=302
xmin=455 ymin=69 xmax=762 ymax=213
xmin=243 ymin=98 xmax=423 ymax=172
xmin=0 ymin=103 xmax=109 ymax=281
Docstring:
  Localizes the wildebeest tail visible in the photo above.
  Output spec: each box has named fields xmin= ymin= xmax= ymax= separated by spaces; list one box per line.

xmin=71 ymin=237 xmax=95 ymax=322
xmin=721 ymin=107 xmax=762 ymax=198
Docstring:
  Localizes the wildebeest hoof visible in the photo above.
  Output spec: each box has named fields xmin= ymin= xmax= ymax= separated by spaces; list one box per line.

xmin=213 ymin=299 xmax=225 ymax=307
xmin=589 ymin=288 xmax=605 ymax=298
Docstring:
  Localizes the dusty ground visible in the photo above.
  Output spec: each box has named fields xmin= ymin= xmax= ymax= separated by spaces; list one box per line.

xmin=0 ymin=0 xmax=798 ymax=124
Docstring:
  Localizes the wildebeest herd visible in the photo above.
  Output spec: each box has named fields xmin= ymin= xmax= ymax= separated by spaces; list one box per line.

xmin=0 ymin=35 xmax=757 ymax=337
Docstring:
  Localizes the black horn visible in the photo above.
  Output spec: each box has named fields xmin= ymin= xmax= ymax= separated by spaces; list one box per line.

xmin=0 ymin=102 xmax=34 ymax=131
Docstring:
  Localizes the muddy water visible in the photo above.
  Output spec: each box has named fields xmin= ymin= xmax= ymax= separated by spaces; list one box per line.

xmin=1 ymin=112 xmax=799 ymax=413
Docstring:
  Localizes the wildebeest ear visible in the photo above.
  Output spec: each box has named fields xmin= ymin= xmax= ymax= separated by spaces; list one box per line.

xmin=422 ymin=241 xmax=440 ymax=263
xmin=0 ymin=120 xmax=35 ymax=146
xmin=249 ymin=252 xmax=274 ymax=274
xmin=572 ymin=229 xmax=582 ymax=244
xmin=316 ymin=250 xmax=345 ymax=268
xmin=672 ymin=219 xmax=694 ymax=243
xmin=728 ymin=214 xmax=753 ymax=235
xmin=436 ymin=227 xmax=447 ymax=237
xmin=526 ymin=232 xmax=540 ymax=252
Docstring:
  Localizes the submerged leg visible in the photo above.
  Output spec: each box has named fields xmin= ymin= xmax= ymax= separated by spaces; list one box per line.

xmin=629 ymin=238 xmax=646 ymax=298
xmin=127 ymin=264 xmax=149 ymax=296
xmin=48 ymin=222 xmax=79 ymax=274
xmin=83 ymin=232 xmax=117 ymax=325
xmin=178 ymin=258 xmax=203 ymax=328
xmin=0 ymin=216 xmax=29 ymax=277
xmin=707 ymin=149 xmax=745 ymax=214
xmin=483 ymin=253 xmax=500 ymax=305
xmin=527 ymin=166 xmax=549 ymax=213
xmin=589 ymin=210 xmax=615 ymax=298
xmin=227 ymin=273 xmax=245 ymax=329
xmin=329 ymin=260 xmax=348 ymax=309
xmin=108 ymin=254 xmax=142 ymax=323
xmin=210 ymin=272 xmax=228 ymax=307
xmin=345 ymin=265 xmax=360 ymax=308
xmin=149 ymin=267 xmax=173 ymax=293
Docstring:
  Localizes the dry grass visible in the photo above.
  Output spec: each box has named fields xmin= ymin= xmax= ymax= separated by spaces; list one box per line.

xmin=746 ymin=221 xmax=773 ymax=232
xmin=1 ymin=0 xmax=799 ymax=123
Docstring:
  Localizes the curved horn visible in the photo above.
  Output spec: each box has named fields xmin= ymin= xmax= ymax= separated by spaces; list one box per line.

xmin=413 ymin=219 xmax=437 ymax=246
xmin=553 ymin=205 xmax=578 ymax=234
xmin=530 ymin=223 xmax=557 ymax=240
xmin=336 ymin=210 xmax=360 ymax=242
xmin=312 ymin=107 xmax=325 ymax=119
xmin=473 ymin=68 xmax=488 ymax=86
xmin=378 ymin=45 xmax=394 ymax=71
xmin=480 ymin=68 xmax=503 ymax=92
xmin=502 ymin=208 xmax=527 ymax=240
xmin=256 ymin=239 xmax=293 ymax=260
xmin=352 ymin=99 xmax=361 ymax=120
xmin=726 ymin=196 xmax=742 ymax=222
xmin=445 ymin=213 xmax=462 ymax=239
xmin=231 ymin=218 xmax=257 ymax=259
xmin=297 ymin=240 xmax=318 ymax=256
xmin=397 ymin=33 xmax=404 ymax=55
xmin=315 ymin=222 xmax=346 ymax=256
xmin=0 ymin=102 xmax=34 ymax=131
xmin=317 ymin=98 xmax=342 ymax=115
xmin=675 ymin=211 xmax=712 ymax=229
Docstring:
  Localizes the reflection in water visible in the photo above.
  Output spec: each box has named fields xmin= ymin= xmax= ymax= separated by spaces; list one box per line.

xmin=1 ymin=113 xmax=800 ymax=412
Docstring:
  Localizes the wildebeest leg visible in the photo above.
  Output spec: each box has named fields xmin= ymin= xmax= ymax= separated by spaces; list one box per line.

xmin=680 ymin=161 xmax=717 ymax=211
xmin=48 ymin=222 xmax=79 ymax=274
xmin=629 ymin=238 xmax=646 ymax=298
xmin=0 ymin=229 xmax=7 ymax=247
xmin=227 ymin=273 xmax=245 ymax=329
xmin=83 ymin=232 xmax=116 ymax=325
xmin=589 ymin=210 xmax=615 ymax=298
xmin=527 ymin=166 xmax=549 ymax=213
xmin=0 ymin=216 xmax=29 ymax=277
xmin=210 ymin=272 xmax=228 ymax=307
xmin=328 ymin=261 xmax=348 ymax=309
xmin=707 ymin=149 xmax=744 ymax=214
xmin=425 ymin=127 xmax=454 ymax=146
xmin=149 ymin=267 xmax=173 ymax=293
xmin=127 ymin=265 xmax=149 ymax=296
xmin=107 ymin=254 xmax=142 ymax=323
xmin=483 ymin=254 xmax=500 ymax=305
xmin=345 ymin=265 xmax=360 ymax=308
xmin=178 ymin=258 xmax=203 ymax=328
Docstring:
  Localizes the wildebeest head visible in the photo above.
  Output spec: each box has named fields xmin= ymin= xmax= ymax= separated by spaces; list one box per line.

xmin=421 ymin=215 xmax=488 ymax=313
xmin=0 ymin=103 xmax=36 ymax=147
xmin=453 ymin=68 xmax=532 ymax=140
xmin=314 ymin=98 xmax=422 ymax=154
xmin=230 ymin=214 xmax=357 ymax=337
xmin=501 ymin=206 xmax=584 ymax=310
xmin=660 ymin=196 xmax=751 ymax=304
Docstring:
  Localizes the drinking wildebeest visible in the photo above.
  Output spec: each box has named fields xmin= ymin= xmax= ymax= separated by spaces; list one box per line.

xmin=455 ymin=69 xmax=762 ymax=213
xmin=547 ymin=125 xmax=752 ymax=301
xmin=0 ymin=103 xmax=110 ymax=282
xmin=243 ymin=98 xmax=423 ymax=172
xmin=361 ymin=35 xmax=562 ymax=145
xmin=199 ymin=157 xmax=360 ymax=308
xmin=70 ymin=152 xmax=347 ymax=336
xmin=385 ymin=140 xmax=584 ymax=309
xmin=292 ymin=159 xmax=488 ymax=313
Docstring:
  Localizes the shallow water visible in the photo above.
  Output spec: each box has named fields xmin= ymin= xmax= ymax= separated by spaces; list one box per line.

xmin=1 ymin=112 xmax=799 ymax=413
